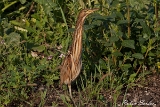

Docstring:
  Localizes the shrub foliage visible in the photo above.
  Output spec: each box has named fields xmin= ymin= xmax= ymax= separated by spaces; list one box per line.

xmin=0 ymin=0 xmax=160 ymax=106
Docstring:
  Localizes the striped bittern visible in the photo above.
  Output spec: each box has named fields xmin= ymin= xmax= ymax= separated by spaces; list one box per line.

xmin=60 ymin=8 xmax=98 ymax=98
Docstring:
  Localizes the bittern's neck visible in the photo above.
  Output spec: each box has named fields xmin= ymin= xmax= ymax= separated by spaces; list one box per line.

xmin=70 ymin=14 xmax=88 ymax=56
xmin=72 ymin=14 xmax=88 ymax=41
xmin=75 ymin=15 xmax=87 ymax=30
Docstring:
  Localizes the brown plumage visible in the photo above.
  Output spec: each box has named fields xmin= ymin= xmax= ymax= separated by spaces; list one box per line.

xmin=60 ymin=8 xmax=98 ymax=98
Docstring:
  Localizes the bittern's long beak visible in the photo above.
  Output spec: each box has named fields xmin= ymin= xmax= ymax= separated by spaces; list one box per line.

xmin=87 ymin=8 xmax=99 ymax=14
xmin=92 ymin=8 xmax=99 ymax=11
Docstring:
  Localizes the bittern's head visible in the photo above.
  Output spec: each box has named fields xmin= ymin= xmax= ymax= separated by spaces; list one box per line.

xmin=79 ymin=8 xmax=99 ymax=18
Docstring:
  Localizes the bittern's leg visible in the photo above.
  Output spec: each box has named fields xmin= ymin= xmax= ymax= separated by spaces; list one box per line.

xmin=68 ymin=84 xmax=77 ymax=106
xmin=68 ymin=84 xmax=73 ymax=99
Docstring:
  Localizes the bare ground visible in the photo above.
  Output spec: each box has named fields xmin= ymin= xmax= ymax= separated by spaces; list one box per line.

xmin=7 ymin=73 xmax=160 ymax=107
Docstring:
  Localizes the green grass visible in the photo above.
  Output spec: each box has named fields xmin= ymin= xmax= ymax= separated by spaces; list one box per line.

xmin=0 ymin=0 xmax=160 ymax=106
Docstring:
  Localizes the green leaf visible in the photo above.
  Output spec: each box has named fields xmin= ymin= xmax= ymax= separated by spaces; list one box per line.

xmin=109 ymin=36 xmax=119 ymax=43
xmin=117 ymin=20 xmax=128 ymax=25
xmin=122 ymin=40 xmax=135 ymax=49
xmin=111 ymin=0 xmax=119 ymax=7
xmin=19 ymin=0 xmax=26 ymax=4
xmin=140 ymin=21 xmax=151 ymax=36
xmin=93 ymin=14 xmax=108 ymax=20
xmin=113 ymin=51 xmax=123 ymax=57
xmin=120 ymin=64 xmax=132 ymax=71
xmin=90 ymin=20 xmax=102 ymax=26
xmin=100 ymin=40 xmax=112 ymax=46
xmin=115 ymin=84 xmax=123 ymax=91
xmin=148 ymin=52 xmax=156 ymax=56
xmin=141 ymin=46 xmax=147 ymax=54
xmin=98 ymin=59 xmax=107 ymax=69
xmin=52 ymin=76 xmax=59 ymax=80
xmin=6 ymin=32 xmax=21 ymax=45
xmin=138 ymin=37 xmax=146 ymax=45
xmin=37 ymin=64 xmax=46 ymax=70
xmin=128 ymin=73 xmax=137 ymax=83
xmin=104 ymin=42 xmax=112 ymax=47
xmin=46 ymin=31 xmax=54 ymax=36
xmin=106 ymin=13 xmax=116 ymax=21
xmin=10 ymin=20 xmax=21 ymax=26
xmin=132 ymin=53 xmax=144 ymax=59
xmin=115 ymin=12 xmax=124 ymax=19
xmin=32 ymin=45 xmax=45 ymax=52
xmin=84 ymin=25 xmax=94 ymax=30
xmin=130 ymin=0 xmax=149 ymax=10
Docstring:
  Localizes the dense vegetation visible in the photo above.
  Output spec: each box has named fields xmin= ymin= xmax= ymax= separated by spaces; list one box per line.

xmin=0 ymin=0 xmax=160 ymax=106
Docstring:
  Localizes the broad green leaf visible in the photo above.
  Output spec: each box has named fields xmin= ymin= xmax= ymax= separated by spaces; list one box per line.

xmin=67 ymin=28 xmax=75 ymax=33
xmin=117 ymin=20 xmax=128 ymax=25
xmin=98 ymin=59 xmax=107 ymax=69
xmin=113 ymin=51 xmax=123 ymax=57
xmin=19 ymin=0 xmax=26 ymax=4
xmin=115 ymin=84 xmax=123 ymax=91
xmin=93 ymin=14 xmax=108 ymax=20
xmin=6 ymin=32 xmax=21 ymax=44
xmin=122 ymin=40 xmax=135 ymax=49
xmin=116 ymin=12 xmax=124 ymax=19
xmin=157 ymin=62 xmax=160 ymax=69
xmin=84 ymin=25 xmax=94 ymax=30
xmin=36 ymin=20 xmax=43 ymax=29
xmin=109 ymin=36 xmax=119 ymax=43
xmin=120 ymin=64 xmax=132 ymax=71
xmin=138 ymin=37 xmax=146 ymax=45
xmin=132 ymin=53 xmax=144 ymax=59
xmin=141 ymin=46 xmax=147 ymax=53
xmin=148 ymin=38 xmax=156 ymax=46
xmin=107 ymin=13 xmax=116 ymax=19
xmin=104 ymin=42 xmax=112 ymax=47
xmin=100 ymin=40 xmax=112 ymax=46
xmin=128 ymin=73 xmax=137 ymax=83
xmin=90 ymin=20 xmax=102 ymax=26
xmin=130 ymin=0 xmax=150 ymax=10
xmin=10 ymin=20 xmax=21 ymax=26
xmin=111 ymin=0 xmax=119 ymax=7
xmin=32 ymin=45 xmax=45 ymax=52
xmin=37 ymin=64 xmax=46 ymax=70
xmin=140 ymin=21 xmax=151 ymax=36
xmin=52 ymin=76 xmax=59 ymax=80
xmin=0 ymin=62 xmax=3 ymax=67
xmin=148 ymin=52 xmax=156 ymax=56
xmin=46 ymin=31 xmax=54 ymax=36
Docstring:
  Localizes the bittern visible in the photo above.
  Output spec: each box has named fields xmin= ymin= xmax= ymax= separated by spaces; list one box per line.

xmin=60 ymin=8 xmax=98 ymax=99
